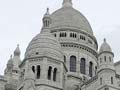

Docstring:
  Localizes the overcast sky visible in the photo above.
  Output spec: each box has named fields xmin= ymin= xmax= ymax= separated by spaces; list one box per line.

xmin=0 ymin=0 xmax=120 ymax=75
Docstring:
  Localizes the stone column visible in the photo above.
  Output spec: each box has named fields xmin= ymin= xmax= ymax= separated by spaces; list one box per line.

xmin=86 ymin=60 xmax=89 ymax=76
xmin=42 ymin=58 xmax=47 ymax=79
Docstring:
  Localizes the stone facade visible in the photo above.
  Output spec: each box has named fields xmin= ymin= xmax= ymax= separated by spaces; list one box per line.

xmin=0 ymin=0 xmax=120 ymax=90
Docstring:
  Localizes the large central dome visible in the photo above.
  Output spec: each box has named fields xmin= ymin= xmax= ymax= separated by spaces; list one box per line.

xmin=51 ymin=1 xmax=93 ymax=35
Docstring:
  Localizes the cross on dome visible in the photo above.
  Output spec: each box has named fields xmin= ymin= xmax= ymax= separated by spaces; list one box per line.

xmin=62 ymin=0 xmax=72 ymax=7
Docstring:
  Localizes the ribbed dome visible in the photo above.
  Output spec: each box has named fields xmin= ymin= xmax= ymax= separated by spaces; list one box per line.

xmin=99 ymin=39 xmax=112 ymax=53
xmin=25 ymin=29 xmax=63 ymax=60
xmin=51 ymin=6 xmax=93 ymax=35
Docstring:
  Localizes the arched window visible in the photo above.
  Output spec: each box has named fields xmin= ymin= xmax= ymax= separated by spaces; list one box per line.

xmin=32 ymin=66 xmax=35 ymax=73
xmin=65 ymin=32 xmax=67 ymax=37
xmin=53 ymin=68 xmax=57 ymax=81
xmin=111 ymin=77 xmax=113 ymax=84
xmin=54 ymin=33 xmax=56 ymax=37
xmin=37 ymin=65 xmax=40 ymax=79
xmin=70 ymin=56 xmax=76 ymax=72
xmin=60 ymin=33 xmax=61 ymax=37
xmin=104 ymin=56 xmax=107 ymax=62
xmin=62 ymin=33 xmax=64 ymax=37
xmin=48 ymin=66 xmax=52 ymax=80
xmin=80 ymin=58 xmax=86 ymax=74
xmin=75 ymin=34 xmax=77 ymax=38
xmin=109 ymin=57 xmax=112 ymax=62
xmin=89 ymin=62 xmax=93 ymax=77
xmin=73 ymin=33 xmax=75 ymax=38
xmin=100 ymin=78 xmax=102 ymax=85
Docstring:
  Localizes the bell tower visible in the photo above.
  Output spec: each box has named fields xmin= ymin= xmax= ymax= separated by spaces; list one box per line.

xmin=97 ymin=39 xmax=117 ymax=90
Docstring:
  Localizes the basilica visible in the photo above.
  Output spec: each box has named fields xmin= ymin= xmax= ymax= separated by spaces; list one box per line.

xmin=0 ymin=0 xmax=120 ymax=90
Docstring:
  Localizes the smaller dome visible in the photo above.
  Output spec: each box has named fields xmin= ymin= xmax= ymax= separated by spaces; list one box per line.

xmin=7 ymin=55 xmax=13 ymax=69
xmin=99 ymin=39 xmax=112 ymax=53
xmin=25 ymin=28 xmax=63 ymax=60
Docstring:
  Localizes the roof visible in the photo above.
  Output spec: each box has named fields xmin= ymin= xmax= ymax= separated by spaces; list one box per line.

xmin=51 ymin=5 xmax=93 ymax=35
xmin=99 ymin=39 xmax=112 ymax=53
xmin=25 ymin=28 xmax=63 ymax=60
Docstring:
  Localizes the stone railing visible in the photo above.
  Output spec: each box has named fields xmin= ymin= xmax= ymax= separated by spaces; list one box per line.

xmin=84 ymin=75 xmax=98 ymax=85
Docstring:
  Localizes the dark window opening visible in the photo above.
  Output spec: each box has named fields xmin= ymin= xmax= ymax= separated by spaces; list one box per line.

xmin=32 ymin=66 xmax=35 ymax=73
xmin=36 ymin=52 xmax=39 ymax=55
xmin=75 ymin=34 xmax=77 ymax=38
xmin=89 ymin=62 xmax=93 ymax=77
xmin=104 ymin=56 xmax=107 ymax=62
xmin=80 ymin=58 xmax=86 ymax=74
xmin=37 ymin=65 xmax=40 ymax=79
xmin=48 ymin=66 xmax=52 ymax=80
xmin=53 ymin=68 xmax=57 ymax=81
xmin=70 ymin=56 xmax=76 ymax=72
xmin=54 ymin=34 xmax=56 ymax=37
xmin=70 ymin=33 xmax=72 ymax=37
xmin=60 ymin=32 xmax=67 ymax=37
xmin=100 ymin=78 xmax=102 ymax=85
xmin=111 ymin=77 xmax=113 ymax=84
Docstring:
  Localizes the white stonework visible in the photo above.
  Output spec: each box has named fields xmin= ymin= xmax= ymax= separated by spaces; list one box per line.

xmin=0 ymin=0 xmax=120 ymax=90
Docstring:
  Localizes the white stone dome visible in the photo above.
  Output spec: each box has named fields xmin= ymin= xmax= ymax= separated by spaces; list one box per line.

xmin=99 ymin=39 xmax=112 ymax=53
xmin=51 ymin=6 xmax=93 ymax=35
xmin=25 ymin=29 xmax=63 ymax=61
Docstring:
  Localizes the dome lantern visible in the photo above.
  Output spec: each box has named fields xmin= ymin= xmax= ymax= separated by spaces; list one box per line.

xmin=42 ymin=8 xmax=51 ymax=28
xmin=62 ymin=0 xmax=72 ymax=7
xmin=14 ymin=44 xmax=21 ymax=56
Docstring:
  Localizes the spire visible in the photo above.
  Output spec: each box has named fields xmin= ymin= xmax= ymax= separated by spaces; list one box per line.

xmin=14 ymin=44 xmax=21 ymax=56
xmin=62 ymin=0 xmax=72 ymax=7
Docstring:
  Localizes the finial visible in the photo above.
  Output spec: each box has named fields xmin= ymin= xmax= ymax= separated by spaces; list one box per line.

xmin=104 ymin=38 xmax=106 ymax=42
xmin=47 ymin=8 xmax=49 ymax=13
xmin=45 ymin=7 xmax=50 ymax=15
xmin=14 ymin=44 xmax=21 ymax=56
xmin=17 ymin=44 xmax=19 ymax=47
xmin=62 ymin=0 xmax=72 ymax=7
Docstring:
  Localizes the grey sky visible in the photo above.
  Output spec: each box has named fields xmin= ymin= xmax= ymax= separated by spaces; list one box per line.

xmin=0 ymin=0 xmax=120 ymax=75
